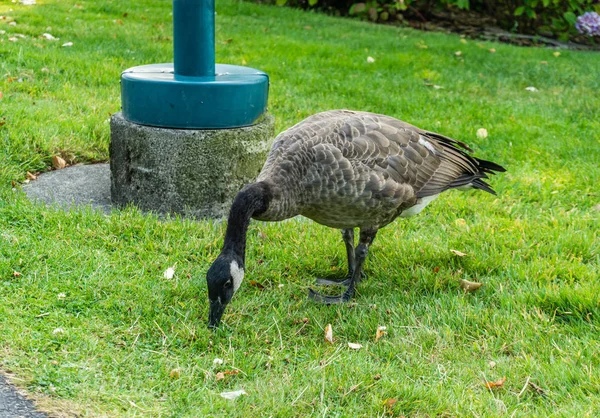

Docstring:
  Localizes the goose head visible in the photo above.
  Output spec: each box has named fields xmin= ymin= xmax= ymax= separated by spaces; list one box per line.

xmin=206 ymin=255 xmax=244 ymax=328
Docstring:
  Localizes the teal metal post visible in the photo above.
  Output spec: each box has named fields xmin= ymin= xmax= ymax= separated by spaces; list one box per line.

xmin=174 ymin=0 xmax=215 ymax=77
xmin=120 ymin=0 xmax=269 ymax=129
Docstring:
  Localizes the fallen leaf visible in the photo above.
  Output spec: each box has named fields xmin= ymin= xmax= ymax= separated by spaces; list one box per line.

xmin=525 ymin=86 xmax=538 ymax=92
xmin=241 ymin=58 xmax=247 ymax=65
xmin=0 ymin=92 xmax=3 ymax=100
xmin=384 ymin=398 xmax=397 ymax=409
xmin=215 ymin=372 xmax=225 ymax=381
xmin=163 ymin=266 xmax=175 ymax=280
xmin=224 ymin=370 xmax=240 ymax=376
xmin=52 ymin=328 xmax=65 ymax=335
xmin=62 ymin=41 xmax=73 ymax=47
xmin=529 ymin=381 xmax=547 ymax=396
xmin=367 ymin=56 xmax=375 ymax=63
xmin=432 ymin=85 xmax=444 ymax=89
xmin=20 ymin=0 xmax=37 ymax=4
xmin=169 ymin=368 xmax=181 ymax=379
xmin=485 ymin=376 xmax=506 ymax=389
xmin=460 ymin=279 xmax=483 ymax=292
xmin=221 ymin=38 xmax=233 ymax=44
xmin=13 ymin=271 xmax=21 ymax=277
xmin=373 ymin=373 xmax=382 ymax=380
xmin=304 ymin=26 xmax=312 ymax=30
xmin=26 ymin=171 xmax=37 ymax=181
xmin=476 ymin=128 xmax=488 ymax=139
xmin=8 ymin=37 xmax=18 ymax=42
xmin=489 ymin=361 xmax=496 ymax=368
xmin=450 ymin=249 xmax=467 ymax=257
xmin=324 ymin=323 xmax=333 ymax=344
xmin=454 ymin=50 xmax=462 ymax=56
xmin=220 ymin=389 xmax=246 ymax=400
xmin=489 ymin=48 xmax=496 ymax=53
xmin=592 ymin=204 xmax=600 ymax=212
xmin=348 ymin=342 xmax=362 ymax=350
xmin=460 ymin=38 xmax=467 ymax=44
xmin=375 ymin=326 xmax=387 ymax=342
xmin=42 ymin=33 xmax=58 ymax=40
xmin=249 ymin=280 xmax=265 ymax=289
xmin=553 ymin=51 xmax=560 ymax=57
xmin=52 ymin=155 xmax=67 ymax=169
xmin=455 ymin=218 xmax=467 ymax=227
xmin=540 ymin=60 xmax=548 ymax=65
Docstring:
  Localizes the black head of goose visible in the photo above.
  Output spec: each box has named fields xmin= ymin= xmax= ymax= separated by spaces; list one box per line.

xmin=206 ymin=110 xmax=506 ymax=328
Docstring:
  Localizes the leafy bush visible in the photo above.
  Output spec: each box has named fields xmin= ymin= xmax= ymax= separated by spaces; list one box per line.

xmin=265 ymin=0 xmax=600 ymax=42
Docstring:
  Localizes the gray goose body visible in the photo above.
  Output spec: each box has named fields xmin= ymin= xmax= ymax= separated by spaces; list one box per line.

xmin=206 ymin=109 xmax=505 ymax=327
xmin=255 ymin=109 xmax=502 ymax=228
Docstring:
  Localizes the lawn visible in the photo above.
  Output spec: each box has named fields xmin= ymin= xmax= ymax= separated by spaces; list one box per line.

xmin=1 ymin=0 xmax=599 ymax=416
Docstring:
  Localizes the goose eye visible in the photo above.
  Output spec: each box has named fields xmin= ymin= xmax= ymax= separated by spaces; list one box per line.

xmin=224 ymin=280 xmax=232 ymax=289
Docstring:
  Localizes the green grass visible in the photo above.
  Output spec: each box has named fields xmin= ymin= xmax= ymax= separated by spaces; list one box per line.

xmin=1 ymin=0 xmax=599 ymax=416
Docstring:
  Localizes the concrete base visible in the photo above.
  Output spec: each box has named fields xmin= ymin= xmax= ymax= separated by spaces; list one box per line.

xmin=110 ymin=112 xmax=274 ymax=218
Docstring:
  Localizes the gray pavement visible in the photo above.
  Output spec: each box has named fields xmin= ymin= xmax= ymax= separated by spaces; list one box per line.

xmin=22 ymin=163 xmax=111 ymax=213
xmin=0 ymin=374 xmax=46 ymax=418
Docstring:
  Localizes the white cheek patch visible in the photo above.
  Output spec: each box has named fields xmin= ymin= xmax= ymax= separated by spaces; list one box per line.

xmin=230 ymin=260 xmax=244 ymax=293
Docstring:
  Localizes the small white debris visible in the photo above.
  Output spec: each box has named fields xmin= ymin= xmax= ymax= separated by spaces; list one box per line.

xmin=213 ymin=358 xmax=224 ymax=365
xmin=20 ymin=0 xmax=37 ymax=5
xmin=8 ymin=37 xmax=18 ymax=42
xmin=220 ymin=389 xmax=246 ymax=400
xmin=433 ymin=85 xmax=444 ymax=89
xmin=278 ymin=283 xmax=284 ymax=288
xmin=525 ymin=86 xmax=538 ymax=92
xmin=57 ymin=293 xmax=66 ymax=300
xmin=0 ymin=30 xmax=5 ymax=35
xmin=42 ymin=33 xmax=58 ymax=40
xmin=62 ymin=41 xmax=73 ymax=47
xmin=52 ymin=328 xmax=65 ymax=335
xmin=163 ymin=266 xmax=175 ymax=280
xmin=476 ymin=128 xmax=488 ymax=139
xmin=348 ymin=342 xmax=363 ymax=350
xmin=366 ymin=56 xmax=375 ymax=63
xmin=9 ymin=21 xmax=17 ymax=26
xmin=41 ymin=67 xmax=49 ymax=73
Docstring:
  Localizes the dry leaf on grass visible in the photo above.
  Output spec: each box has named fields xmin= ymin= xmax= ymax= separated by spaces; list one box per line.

xmin=476 ymin=128 xmax=488 ymax=139
xmin=26 ymin=171 xmax=37 ymax=180
xmin=169 ymin=368 xmax=181 ymax=379
xmin=348 ymin=342 xmax=362 ymax=350
xmin=450 ymin=249 xmax=467 ymax=257
xmin=13 ymin=271 xmax=21 ymax=277
xmin=249 ymin=280 xmax=265 ymax=289
xmin=52 ymin=155 xmax=67 ymax=169
xmin=375 ymin=326 xmax=387 ymax=342
xmin=220 ymin=389 xmax=246 ymax=400
xmin=215 ymin=372 xmax=225 ymax=381
xmin=384 ymin=398 xmax=397 ymax=409
xmin=460 ymin=279 xmax=484 ymax=292
xmin=485 ymin=376 xmax=506 ymax=389
xmin=324 ymin=323 xmax=333 ymax=344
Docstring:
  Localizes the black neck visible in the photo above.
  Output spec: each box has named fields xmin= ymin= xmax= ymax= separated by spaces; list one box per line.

xmin=221 ymin=182 xmax=271 ymax=263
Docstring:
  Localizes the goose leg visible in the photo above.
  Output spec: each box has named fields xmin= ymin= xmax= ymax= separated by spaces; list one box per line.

xmin=315 ymin=229 xmax=355 ymax=287
xmin=309 ymin=228 xmax=377 ymax=304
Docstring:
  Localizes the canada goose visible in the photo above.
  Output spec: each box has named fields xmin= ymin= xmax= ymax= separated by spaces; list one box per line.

xmin=206 ymin=110 xmax=505 ymax=328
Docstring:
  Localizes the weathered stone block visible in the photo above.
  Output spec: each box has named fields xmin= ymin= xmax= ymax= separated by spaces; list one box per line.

xmin=110 ymin=112 xmax=274 ymax=218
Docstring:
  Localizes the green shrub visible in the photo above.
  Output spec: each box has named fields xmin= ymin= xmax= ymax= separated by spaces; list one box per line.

xmin=264 ymin=0 xmax=600 ymax=42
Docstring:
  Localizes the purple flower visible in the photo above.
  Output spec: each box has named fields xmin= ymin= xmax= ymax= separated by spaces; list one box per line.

xmin=575 ymin=11 xmax=600 ymax=36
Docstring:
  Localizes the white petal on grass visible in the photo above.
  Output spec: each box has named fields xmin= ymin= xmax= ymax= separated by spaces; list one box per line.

xmin=348 ymin=342 xmax=363 ymax=350
xmin=213 ymin=358 xmax=224 ymax=365
xmin=476 ymin=128 xmax=488 ymax=139
xmin=62 ymin=41 xmax=73 ymax=47
xmin=220 ymin=389 xmax=246 ymax=400
xmin=366 ymin=56 xmax=375 ymax=63
xmin=42 ymin=33 xmax=58 ymax=40
xmin=163 ymin=267 xmax=175 ymax=280
xmin=52 ymin=328 xmax=65 ymax=335
xmin=525 ymin=86 xmax=538 ymax=92
xmin=20 ymin=0 xmax=37 ymax=5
